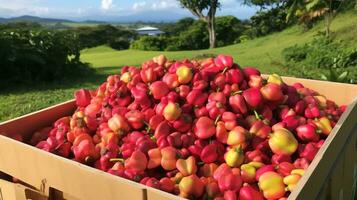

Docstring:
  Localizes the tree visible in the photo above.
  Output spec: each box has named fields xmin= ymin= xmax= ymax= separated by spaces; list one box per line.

xmin=215 ymin=16 xmax=245 ymax=46
xmin=286 ymin=0 xmax=348 ymax=37
xmin=178 ymin=0 xmax=220 ymax=48
xmin=242 ymin=0 xmax=285 ymax=10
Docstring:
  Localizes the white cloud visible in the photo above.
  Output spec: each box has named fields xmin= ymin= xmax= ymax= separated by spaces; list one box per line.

xmin=101 ymin=0 xmax=113 ymax=10
xmin=152 ymin=0 xmax=178 ymax=10
xmin=132 ymin=1 xmax=147 ymax=11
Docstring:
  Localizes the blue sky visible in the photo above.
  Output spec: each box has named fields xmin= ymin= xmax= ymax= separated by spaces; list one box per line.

xmin=0 ymin=0 xmax=258 ymax=21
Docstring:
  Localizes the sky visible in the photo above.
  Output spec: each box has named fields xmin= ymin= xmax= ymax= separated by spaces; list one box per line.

xmin=0 ymin=0 xmax=259 ymax=22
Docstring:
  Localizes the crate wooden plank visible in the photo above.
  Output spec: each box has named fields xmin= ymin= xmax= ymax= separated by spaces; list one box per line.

xmin=341 ymin=126 xmax=357 ymax=200
xmin=0 ymin=179 xmax=47 ymax=200
xmin=330 ymin=157 xmax=344 ymax=200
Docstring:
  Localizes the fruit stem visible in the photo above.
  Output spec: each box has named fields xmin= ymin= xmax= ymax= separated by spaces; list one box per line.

xmin=253 ymin=110 xmax=262 ymax=120
xmin=110 ymin=158 xmax=125 ymax=163
xmin=214 ymin=115 xmax=221 ymax=125
xmin=222 ymin=67 xmax=228 ymax=74
xmin=231 ymin=90 xmax=243 ymax=96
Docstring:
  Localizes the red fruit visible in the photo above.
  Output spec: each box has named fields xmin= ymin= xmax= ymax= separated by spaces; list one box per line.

xmin=294 ymin=158 xmax=310 ymax=169
xmin=167 ymin=132 xmax=182 ymax=148
xmin=177 ymin=85 xmax=190 ymax=98
xmin=248 ymin=75 xmax=263 ymax=88
xmin=150 ymin=81 xmax=169 ymax=100
xmin=245 ymin=150 xmax=269 ymax=164
xmin=125 ymin=150 xmax=148 ymax=172
xmin=249 ymin=121 xmax=271 ymax=139
xmin=74 ymin=89 xmax=92 ymax=107
xmin=225 ymin=69 xmax=244 ymax=84
xmin=160 ymin=177 xmax=175 ymax=193
xmin=161 ymin=146 xmax=180 ymax=171
xmin=299 ymin=143 xmax=319 ymax=162
xmin=294 ymin=100 xmax=307 ymax=115
xmin=73 ymin=139 xmax=99 ymax=163
xmin=187 ymin=89 xmax=208 ymax=107
xmin=271 ymin=154 xmax=291 ymax=165
xmin=162 ymin=73 xmax=179 ymax=89
xmin=194 ymin=106 xmax=209 ymax=118
xmin=154 ymin=121 xmax=171 ymax=139
xmin=229 ymin=94 xmax=248 ymax=114
xmin=125 ymin=110 xmax=144 ymax=130
xmin=242 ymin=88 xmax=263 ymax=108
xmin=239 ymin=185 xmax=264 ymax=200
xmin=194 ymin=117 xmax=216 ymax=139
xmin=218 ymin=172 xmax=243 ymax=192
xmin=243 ymin=67 xmax=261 ymax=78
xmin=277 ymin=162 xmax=295 ymax=176
xmin=173 ymin=113 xmax=193 ymax=132
xmin=260 ymin=83 xmax=284 ymax=101
xmin=296 ymin=124 xmax=319 ymax=142
xmin=209 ymin=92 xmax=227 ymax=104
xmin=140 ymin=67 xmax=157 ymax=83
xmin=255 ymin=165 xmax=275 ymax=181
xmin=215 ymin=54 xmax=233 ymax=71
xmin=108 ymin=114 xmax=130 ymax=135
xmin=201 ymin=143 xmax=219 ymax=163
xmin=224 ymin=191 xmax=237 ymax=200
xmin=149 ymin=115 xmax=164 ymax=130
xmin=30 ymin=127 xmax=51 ymax=146
xmin=213 ymin=164 xmax=232 ymax=181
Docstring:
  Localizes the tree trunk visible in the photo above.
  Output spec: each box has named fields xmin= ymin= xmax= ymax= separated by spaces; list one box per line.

xmin=325 ymin=14 xmax=331 ymax=38
xmin=207 ymin=17 xmax=216 ymax=49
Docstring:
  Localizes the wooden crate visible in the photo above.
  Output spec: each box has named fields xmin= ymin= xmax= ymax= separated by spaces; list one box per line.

xmin=0 ymin=175 xmax=47 ymax=200
xmin=0 ymin=77 xmax=356 ymax=200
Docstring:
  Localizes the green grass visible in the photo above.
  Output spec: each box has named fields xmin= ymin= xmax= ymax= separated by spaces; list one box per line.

xmin=1 ymin=10 xmax=356 ymax=122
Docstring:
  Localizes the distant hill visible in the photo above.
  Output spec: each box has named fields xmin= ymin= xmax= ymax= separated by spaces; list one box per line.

xmin=0 ymin=15 xmax=73 ymax=24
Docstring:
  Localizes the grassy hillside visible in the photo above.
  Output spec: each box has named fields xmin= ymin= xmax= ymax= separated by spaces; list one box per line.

xmin=1 ymin=10 xmax=356 ymax=122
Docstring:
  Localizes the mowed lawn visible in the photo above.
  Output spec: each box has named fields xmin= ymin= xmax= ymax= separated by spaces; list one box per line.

xmin=1 ymin=11 xmax=356 ymax=122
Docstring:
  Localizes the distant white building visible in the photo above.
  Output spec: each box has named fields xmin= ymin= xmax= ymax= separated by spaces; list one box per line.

xmin=136 ymin=26 xmax=164 ymax=36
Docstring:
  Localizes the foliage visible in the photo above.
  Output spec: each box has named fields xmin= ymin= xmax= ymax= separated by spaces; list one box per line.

xmin=108 ymin=37 xmax=130 ymax=50
xmin=243 ymin=0 xmax=284 ymax=9
xmin=0 ymin=29 xmax=91 ymax=86
xmin=161 ymin=18 xmax=195 ymax=36
xmin=285 ymin=0 xmax=348 ymax=31
xmin=282 ymin=36 xmax=357 ymax=83
xmin=215 ymin=16 xmax=246 ymax=46
xmin=249 ymin=7 xmax=290 ymax=37
xmin=130 ymin=36 xmax=168 ymax=51
xmin=76 ymin=25 xmax=136 ymax=49
xmin=170 ymin=20 xmax=209 ymax=50
xmin=0 ymin=22 xmax=43 ymax=31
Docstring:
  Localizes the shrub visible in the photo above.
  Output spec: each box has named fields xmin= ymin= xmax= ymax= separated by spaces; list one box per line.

xmin=0 ymin=29 xmax=91 ymax=86
xmin=282 ymin=45 xmax=308 ymax=63
xmin=76 ymin=25 xmax=136 ymax=49
xmin=130 ymin=36 xmax=168 ymax=51
xmin=282 ymin=36 xmax=357 ymax=83
xmin=108 ymin=37 xmax=130 ymax=50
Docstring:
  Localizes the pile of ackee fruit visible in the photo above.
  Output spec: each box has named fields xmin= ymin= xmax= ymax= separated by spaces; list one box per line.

xmin=31 ymin=55 xmax=345 ymax=199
